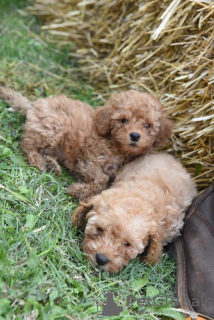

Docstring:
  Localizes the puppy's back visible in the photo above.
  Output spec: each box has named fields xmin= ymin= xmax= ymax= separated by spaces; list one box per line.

xmin=115 ymin=152 xmax=196 ymax=210
xmin=30 ymin=95 xmax=95 ymax=133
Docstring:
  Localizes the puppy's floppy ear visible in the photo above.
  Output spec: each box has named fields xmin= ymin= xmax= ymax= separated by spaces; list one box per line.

xmin=153 ymin=112 xmax=173 ymax=147
xmin=140 ymin=233 xmax=163 ymax=265
xmin=94 ymin=105 xmax=113 ymax=136
xmin=71 ymin=198 xmax=94 ymax=229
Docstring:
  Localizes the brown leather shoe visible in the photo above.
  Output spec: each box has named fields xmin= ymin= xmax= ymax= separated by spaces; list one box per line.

xmin=167 ymin=181 xmax=214 ymax=320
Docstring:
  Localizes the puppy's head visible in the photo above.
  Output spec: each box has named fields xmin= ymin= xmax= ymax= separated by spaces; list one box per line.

xmin=95 ymin=90 xmax=173 ymax=156
xmin=73 ymin=189 xmax=158 ymax=273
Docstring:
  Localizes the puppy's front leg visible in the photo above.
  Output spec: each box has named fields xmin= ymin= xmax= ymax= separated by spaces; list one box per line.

xmin=68 ymin=169 xmax=109 ymax=200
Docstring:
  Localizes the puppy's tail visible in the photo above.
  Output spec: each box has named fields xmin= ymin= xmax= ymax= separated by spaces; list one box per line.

xmin=0 ymin=87 xmax=33 ymax=116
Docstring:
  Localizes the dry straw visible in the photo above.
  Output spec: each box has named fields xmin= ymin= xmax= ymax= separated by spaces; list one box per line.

xmin=27 ymin=0 xmax=214 ymax=189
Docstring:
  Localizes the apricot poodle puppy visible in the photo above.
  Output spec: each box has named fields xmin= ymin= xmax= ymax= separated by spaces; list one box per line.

xmin=0 ymin=88 xmax=172 ymax=200
xmin=72 ymin=153 xmax=196 ymax=273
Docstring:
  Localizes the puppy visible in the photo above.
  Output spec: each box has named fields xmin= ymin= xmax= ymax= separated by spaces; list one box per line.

xmin=72 ymin=153 xmax=196 ymax=273
xmin=0 ymin=88 xmax=172 ymax=199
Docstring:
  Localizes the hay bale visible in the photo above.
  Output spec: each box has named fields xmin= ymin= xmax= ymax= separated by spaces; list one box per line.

xmin=27 ymin=0 xmax=214 ymax=189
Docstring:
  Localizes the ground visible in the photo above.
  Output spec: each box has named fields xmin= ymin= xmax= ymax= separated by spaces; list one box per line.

xmin=0 ymin=1 xmax=183 ymax=319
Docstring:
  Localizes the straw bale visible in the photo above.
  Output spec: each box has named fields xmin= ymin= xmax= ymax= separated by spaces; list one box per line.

xmin=27 ymin=0 xmax=214 ymax=189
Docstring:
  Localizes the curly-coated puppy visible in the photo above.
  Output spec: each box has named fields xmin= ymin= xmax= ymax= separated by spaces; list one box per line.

xmin=0 ymin=88 xmax=172 ymax=200
xmin=72 ymin=153 xmax=196 ymax=273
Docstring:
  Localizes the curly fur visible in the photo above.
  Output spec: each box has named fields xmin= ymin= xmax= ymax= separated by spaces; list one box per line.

xmin=0 ymin=87 xmax=172 ymax=199
xmin=72 ymin=153 xmax=196 ymax=273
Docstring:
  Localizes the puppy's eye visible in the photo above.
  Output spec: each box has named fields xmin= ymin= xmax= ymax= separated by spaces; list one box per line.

xmin=144 ymin=123 xmax=151 ymax=129
xmin=121 ymin=119 xmax=128 ymax=124
xmin=97 ymin=227 xmax=103 ymax=234
xmin=124 ymin=242 xmax=131 ymax=247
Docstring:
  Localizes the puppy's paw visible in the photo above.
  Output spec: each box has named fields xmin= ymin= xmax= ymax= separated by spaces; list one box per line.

xmin=44 ymin=156 xmax=62 ymax=175
xmin=28 ymin=152 xmax=46 ymax=171
xmin=103 ymin=163 xmax=118 ymax=177
xmin=68 ymin=183 xmax=88 ymax=199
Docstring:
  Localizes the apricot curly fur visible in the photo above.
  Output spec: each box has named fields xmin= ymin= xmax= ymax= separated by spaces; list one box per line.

xmin=0 ymin=87 xmax=172 ymax=200
xmin=72 ymin=153 xmax=196 ymax=273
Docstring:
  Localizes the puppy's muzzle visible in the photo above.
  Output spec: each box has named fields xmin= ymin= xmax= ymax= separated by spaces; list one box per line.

xmin=130 ymin=132 xmax=140 ymax=142
xmin=96 ymin=253 xmax=109 ymax=266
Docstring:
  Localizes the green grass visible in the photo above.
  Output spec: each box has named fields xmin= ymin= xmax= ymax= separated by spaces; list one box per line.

xmin=0 ymin=2 xmax=182 ymax=319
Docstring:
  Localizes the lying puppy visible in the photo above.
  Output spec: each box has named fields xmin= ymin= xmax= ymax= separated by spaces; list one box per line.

xmin=0 ymin=88 xmax=172 ymax=199
xmin=72 ymin=153 xmax=196 ymax=273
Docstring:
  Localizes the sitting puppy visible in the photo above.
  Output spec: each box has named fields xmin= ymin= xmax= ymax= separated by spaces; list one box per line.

xmin=0 ymin=88 xmax=172 ymax=199
xmin=72 ymin=153 xmax=196 ymax=273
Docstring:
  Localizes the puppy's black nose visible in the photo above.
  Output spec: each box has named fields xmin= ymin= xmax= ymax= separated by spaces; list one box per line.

xmin=96 ymin=253 xmax=109 ymax=266
xmin=130 ymin=132 xmax=140 ymax=142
